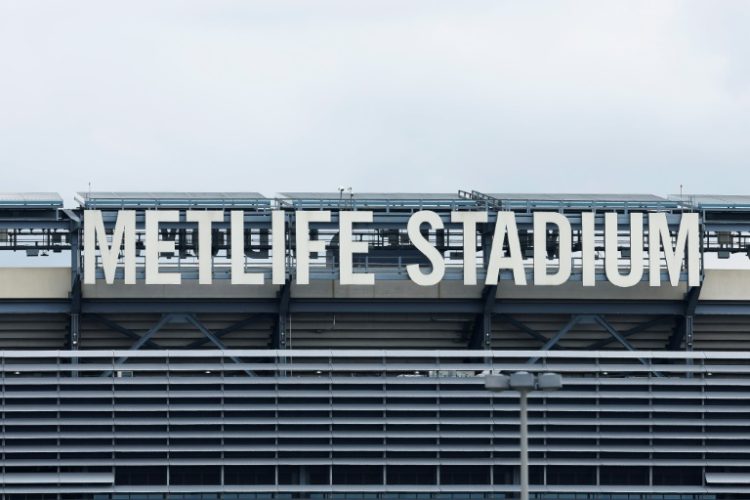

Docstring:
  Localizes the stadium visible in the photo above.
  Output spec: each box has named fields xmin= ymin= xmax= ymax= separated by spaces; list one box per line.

xmin=1 ymin=190 xmax=750 ymax=500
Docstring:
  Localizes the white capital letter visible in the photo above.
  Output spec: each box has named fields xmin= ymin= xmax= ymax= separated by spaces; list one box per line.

xmin=451 ymin=211 xmax=488 ymax=285
xmin=649 ymin=212 xmax=700 ymax=287
xmin=186 ymin=210 xmax=223 ymax=285
xmin=485 ymin=212 xmax=527 ymax=285
xmin=605 ymin=213 xmax=644 ymax=288
xmin=295 ymin=211 xmax=331 ymax=285
xmin=339 ymin=211 xmax=375 ymax=285
xmin=83 ymin=210 xmax=136 ymax=285
xmin=406 ymin=211 xmax=445 ymax=286
xmin=145 ymin=210 xmax=181 ymax=285
xmin=533 ymin=212 xmax=572 ymax=286
xmin=230 ymin=211 xmax=265 ymax=285
xmin=272 ymin=210 xmax=286 ymax=285
xmin=581 ymin=212 xmax=596 ymax=287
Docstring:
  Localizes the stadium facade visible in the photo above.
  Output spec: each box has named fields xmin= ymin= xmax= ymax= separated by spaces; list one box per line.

xmin=1 ymin=190 xmax=750 ymax=499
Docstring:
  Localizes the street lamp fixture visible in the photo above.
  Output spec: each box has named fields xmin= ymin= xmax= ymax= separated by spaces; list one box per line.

xmin=484 ymin=371 xmax=563 ymax=500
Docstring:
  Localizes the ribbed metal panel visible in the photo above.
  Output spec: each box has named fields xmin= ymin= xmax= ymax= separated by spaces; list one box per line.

xmin=0 ymin=350 xmax=744 ymax=499
xmin=79 ymin=314 xmax=274 ymax=350
xmin=0 ymin=315 xmax=68 ymax=349
xmin=491 ymin=315 xmax=676 ymax=351
xmin=10 ymin=313 xmax=750 ymax=352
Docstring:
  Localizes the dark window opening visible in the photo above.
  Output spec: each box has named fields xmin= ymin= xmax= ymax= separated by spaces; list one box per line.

xmin=530 ymin=466 xmax=544 ymax=484
xmin=547 ymin=465 xmax=596 ymax=485
xmin=494 ymin=465 xmax=516 ymax=485
xmin=653 ymin=466 xmax=703 ymax=486
xmin=278 ymin=465 xmax=329 ymax=485
xmin=169 ymin=465 xmax=220 ymax=485
xmin=600 ymin=466 xmax=649 ymax=485
xmin=115 ymin=466 xmax=167 ymax=486
xmin=386 ymin=465 xmax=436 ymax=485
xmin=332 ymin=465 xmax=382 ymax=485
xmin=440 ymin=465 xmax=490 ymax=485
xmin=224 ymin=465 xmax=275 ymax=485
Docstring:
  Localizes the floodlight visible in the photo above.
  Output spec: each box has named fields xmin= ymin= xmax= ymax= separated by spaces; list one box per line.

xmin=510 ymin=371 xmax=535 ymax=391
xmin=484 ymin=374 xmax=510 ymax=392
xmin=537 ymin=372 xmax=563 ymax=391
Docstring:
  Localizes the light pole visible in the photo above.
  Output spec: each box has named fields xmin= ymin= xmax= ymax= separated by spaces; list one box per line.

xmin=485 ymin=371 xmax=563 ymax=500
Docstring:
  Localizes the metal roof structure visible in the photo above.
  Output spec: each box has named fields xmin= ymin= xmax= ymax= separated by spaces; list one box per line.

xmin=280 ymin=192 xmax=461 ymax=199
xmin=487 ymin=193 xmax=667 ymax=201
xmin=76 ymin=191 xmax=270 ymax=209
xmin=670 ymin=194 xmax=750 ymax=209
xmin=0 ymin=192 xmax=63 ymax=208
xmin=279 ymin=192 xmax=475 ymax=210
xmin=0 ymin=190 xmax=749 ymax=498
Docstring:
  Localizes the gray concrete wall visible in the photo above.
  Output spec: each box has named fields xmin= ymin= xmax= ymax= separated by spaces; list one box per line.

xmin=2 ymin=267 xmax=747 ymax=301
xmin=0 ymin=268 xmax=71 ymax=299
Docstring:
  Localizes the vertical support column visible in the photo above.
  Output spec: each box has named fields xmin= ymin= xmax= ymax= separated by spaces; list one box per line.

xmin=274 ymin=282 xmax=291 ymax=349
xmin=519 ymin=390 xmax=529 ymax=500
xmin=68 ymin=214 xmax=82 ymax=377
xmin=70 ymin=313 xmax=80 ymax=350
xmin=274 ymin=282 xmax=291 ymax=378
xmin=666 ymin=285 xmax=701 ymax=381
xmin=482 ymin=295 xmax=493 ymax=349
xmin=469 ymin=285 xmax=497 ymax=349
xmin=683 ymin=286 xmax=700 ymax=378
xmin=685 ymin=314 xmax=694 ymax=378
xmin=69 ymin=275 xmax=81 ymax=353
xmin=469 ymin=220 xmax=495 ymax=350
xmin=481 ymin=222 xmax=492 ymax=269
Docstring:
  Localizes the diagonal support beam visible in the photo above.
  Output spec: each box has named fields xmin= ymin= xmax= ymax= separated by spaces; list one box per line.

xmin=102 ymin=314 xmax=174 ymax=377
xmin=123 ymin=314 xmax=173 ymax=353
xmin=89 ymin=314 xmax=163 ymax=349
xmin=586 ymin=316 xmax=674 ymax=350
xmin=185 ymin=315 xmax=255 ymax=377
xmin=528 ymin=315 xmax=582 ymax=363
xmin=594 ymin=315 xmax=663 ymax=377
xmin=498 ymin=314 xmax=552 ymax=345
xmin=185 ymin=314 xmax=262 ymax=348
xmin=469 ymin=285 xmax=497 ymax=349
xmin=594 ymin=316 xmax=641 ymax=354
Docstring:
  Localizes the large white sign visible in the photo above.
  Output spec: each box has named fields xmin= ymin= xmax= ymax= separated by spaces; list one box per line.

xmin=83 ymin=210 xmax=700 ymax=287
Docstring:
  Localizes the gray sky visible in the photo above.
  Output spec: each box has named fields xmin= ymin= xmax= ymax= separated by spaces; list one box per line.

xmin=1 ymin=1 xmax=749 ymax=202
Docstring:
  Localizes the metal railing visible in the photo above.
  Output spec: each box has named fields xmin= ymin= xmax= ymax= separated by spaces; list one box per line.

xmin=0 ymin=350 xmax=746 ymax=496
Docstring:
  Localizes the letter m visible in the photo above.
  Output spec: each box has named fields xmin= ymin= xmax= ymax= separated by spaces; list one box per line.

xmin=649 ymin=212 xmax=700 ymax=287
xmin=83 ymin=210 xmax=136 ymax=284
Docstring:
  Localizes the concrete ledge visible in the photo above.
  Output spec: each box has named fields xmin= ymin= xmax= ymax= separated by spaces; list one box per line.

xmin=0 ymin=267 xmax=71 ymax=299
xmin=700 ymin=269 xmax=750 ymax=301
xmin=497 ymin=280 xmax=687 ymax=300
xmin=83 ymin=282 xmax=280 ymax=299
xmin=2 ymin=267 xmax=744 ymax=302
xmin=77 ymin=279 xmax=697 ymax=301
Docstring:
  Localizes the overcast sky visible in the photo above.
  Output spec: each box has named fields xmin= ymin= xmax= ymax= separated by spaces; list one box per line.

xmin=1 ymin=1 xmax=749 ymax=202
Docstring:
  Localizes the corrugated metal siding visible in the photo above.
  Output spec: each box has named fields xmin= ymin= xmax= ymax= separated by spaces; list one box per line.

xmin=491 ymin=315 xmax=676 ymax=350
xmin=5 ymin=313 xmax=750 ymax=352
xmin=694 ymin=315 xmax=750 ymax=351
xmin=0 ymin=315 xmax=68 ymax=349
xmin=78 ymin=315 xmax=275 ymax=349
xmin=0 ymin=350 xmax=745 ymax=498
